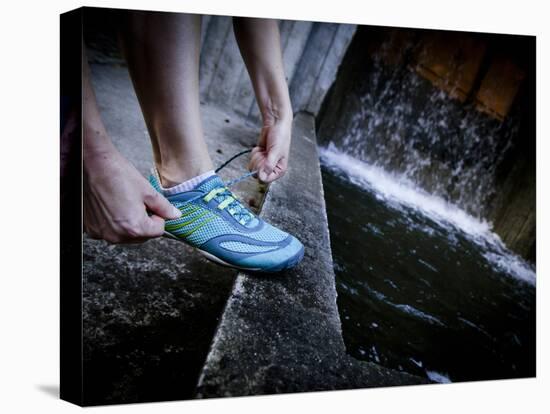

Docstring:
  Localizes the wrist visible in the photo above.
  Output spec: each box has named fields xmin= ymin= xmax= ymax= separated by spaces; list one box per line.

xmin=83 ymin=122 xmax=116 ymax=159
xmin=261 ymin=100 xmax=292 ymax=127
xmin=83 ymin=135 xmax=118 ymax=177
xmin=258 ymin=86 xmax=293 ymax=127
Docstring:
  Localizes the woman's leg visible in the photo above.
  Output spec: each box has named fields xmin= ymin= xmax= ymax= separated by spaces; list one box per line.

xmin=119 ymin=12 xmax=212 ymax=188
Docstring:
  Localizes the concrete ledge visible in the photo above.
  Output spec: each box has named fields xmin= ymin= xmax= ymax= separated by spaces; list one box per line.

xmin=196 ymin=112 xmax=427 ymax=398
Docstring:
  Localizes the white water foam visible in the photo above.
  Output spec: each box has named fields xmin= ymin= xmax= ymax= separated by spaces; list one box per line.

xmin=320 ymin=144 xmax=535 ymax=286
xmin=483 ymin=252 xmax=536 ymax=286
xmin=393 ymin=304 xmax=445 ymax=327
xmin=426 ymin=370 xmax=452 ymax=383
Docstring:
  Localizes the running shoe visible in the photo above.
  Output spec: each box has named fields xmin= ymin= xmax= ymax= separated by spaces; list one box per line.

xmin=149 ymin=170 xmax=305 ymax=272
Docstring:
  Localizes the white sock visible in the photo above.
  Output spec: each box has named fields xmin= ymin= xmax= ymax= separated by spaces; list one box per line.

xmin=156 ymin=169 xmax=216 ymax=195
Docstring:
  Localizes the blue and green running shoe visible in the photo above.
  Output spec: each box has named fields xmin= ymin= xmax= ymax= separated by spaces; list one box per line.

xmin=149 ymin=169 xmax=304 ymax=272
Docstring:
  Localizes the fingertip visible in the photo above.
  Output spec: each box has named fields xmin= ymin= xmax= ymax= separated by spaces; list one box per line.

xmin=169 ymin=205 xmax=182 ymax=219
xmin=266 ymin=170 xmax=281 ymax=183
xmin=262 ymin=164 xmax=274 ymax=177
xmin=258 ymin=170 xmax=268 ymax=182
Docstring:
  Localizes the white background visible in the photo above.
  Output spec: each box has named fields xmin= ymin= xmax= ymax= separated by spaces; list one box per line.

xmin=0 ymin=0 xmax=547 ymax=412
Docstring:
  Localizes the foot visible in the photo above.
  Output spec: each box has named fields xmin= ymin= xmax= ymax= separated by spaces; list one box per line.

xmin=149 ymin=171 xmax=305 ymax=272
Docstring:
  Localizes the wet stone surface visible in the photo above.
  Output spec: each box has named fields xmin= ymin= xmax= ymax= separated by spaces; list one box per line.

xmin=83 ymin=237 xmax=236 ymax=404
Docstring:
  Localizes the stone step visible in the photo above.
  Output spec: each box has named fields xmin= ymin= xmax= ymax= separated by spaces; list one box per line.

xmin=195 ymin=112 xmax=427 ymax=398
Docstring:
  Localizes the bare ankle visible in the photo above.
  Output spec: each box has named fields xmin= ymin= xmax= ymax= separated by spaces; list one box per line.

xmin=156 ymin=162 xmax=213 ymax=188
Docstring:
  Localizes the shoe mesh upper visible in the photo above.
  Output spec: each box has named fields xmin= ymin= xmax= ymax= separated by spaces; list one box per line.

xmin=150 ymin=172 xmax=288 ymax=247
xmin=181 ymin=213 xmax=287 ymax=246
xmin=219 ymin=241 xmax=278 ymax=253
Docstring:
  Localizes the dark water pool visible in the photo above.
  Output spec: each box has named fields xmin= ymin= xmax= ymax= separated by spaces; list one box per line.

xmin=321 ymin=150 xmax=535 ymax=383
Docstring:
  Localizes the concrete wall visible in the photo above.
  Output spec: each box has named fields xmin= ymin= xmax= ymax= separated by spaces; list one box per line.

xmin=199 ymin=16 xmax=356 ymax=124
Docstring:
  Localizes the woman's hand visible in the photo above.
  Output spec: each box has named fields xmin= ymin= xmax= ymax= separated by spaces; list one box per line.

xmin=84 ymin=147 xmax=181 ymax=244
xmin=233 ymin=17 xmax=293 ymax=184
xmin=82 ymin=46 xmax=180 ymax=244
xmin=248 ymin=116 xmax=292 ymax=183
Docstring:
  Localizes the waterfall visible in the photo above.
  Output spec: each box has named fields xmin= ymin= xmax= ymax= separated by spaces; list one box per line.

xmin=331 ymin=42 xmax=520 ymax=220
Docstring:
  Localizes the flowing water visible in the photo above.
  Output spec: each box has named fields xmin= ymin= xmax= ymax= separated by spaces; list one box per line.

xmin=325 ymin=34 xmax=526 ymax=220
xmin=320 ymin=145 xmax=535 ymax=383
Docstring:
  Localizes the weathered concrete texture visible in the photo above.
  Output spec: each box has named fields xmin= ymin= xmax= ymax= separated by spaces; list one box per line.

xmin=84 ymin=63 xmax=266 ymax=404
xmin=491 ymin=155 xmax=536 ymax=261
xmin=196 ymin=113 xmax=427 ymax=398
xmin=82 ymin=238 xmax=235 ymax=404
xmin=289 ymin=23 xmax=356 ymax=115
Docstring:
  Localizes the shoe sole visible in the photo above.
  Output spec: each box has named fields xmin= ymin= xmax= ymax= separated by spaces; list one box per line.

xmin=162 ymin=231 xmax=304 ymax=273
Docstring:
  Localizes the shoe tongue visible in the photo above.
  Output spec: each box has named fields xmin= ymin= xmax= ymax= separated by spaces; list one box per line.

xmin=195 ymin=174 xmax=225 ymax=193
xmin=196 ymin=174 xmax=255 ymax=225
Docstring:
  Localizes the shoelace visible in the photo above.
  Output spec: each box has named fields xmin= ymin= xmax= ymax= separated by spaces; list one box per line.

xmin=173 ymin=149 xmax=259 ymax=225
